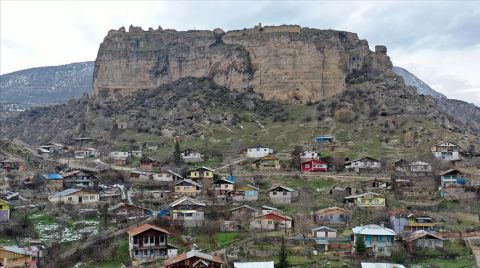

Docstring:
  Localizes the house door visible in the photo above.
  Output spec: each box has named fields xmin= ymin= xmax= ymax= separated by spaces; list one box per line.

xmin=79 ymin=196 xmax=83 ymax=203
xmin=325 ymin=231 xmax=328 ymax=238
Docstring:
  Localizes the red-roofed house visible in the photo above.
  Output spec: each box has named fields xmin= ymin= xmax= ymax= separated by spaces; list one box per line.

xmin=250 ymin=212 xmax=292 ymax=231
xmin=127 ymin=223 xmax=177 ymax=264
xmin=163 ymin=249 xmax=222 ymax=268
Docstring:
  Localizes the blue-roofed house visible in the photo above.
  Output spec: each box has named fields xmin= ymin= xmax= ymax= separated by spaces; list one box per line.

xmin=43 ymin=173 xmax=64 ymax=191
xmin=314 ymin=135 xmax=334 ymax=143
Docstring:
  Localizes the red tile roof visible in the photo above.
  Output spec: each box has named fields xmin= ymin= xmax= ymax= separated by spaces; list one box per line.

xmin=163 ymin=250 xmax=222 ymax=267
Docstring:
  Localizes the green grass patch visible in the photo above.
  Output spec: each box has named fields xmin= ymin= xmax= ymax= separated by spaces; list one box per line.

xmin=215 ymin=232 xmax=240 ymax=247
xmin=30 ymin=213 xmax=55 ymax=225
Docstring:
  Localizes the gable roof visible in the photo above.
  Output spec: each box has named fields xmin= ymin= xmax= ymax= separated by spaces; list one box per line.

xmin=407 ymin=230 xmax=443 ymax=242
xmin=312 ymin=226 xmax=336 ymax=232
xmin=213 ymin=177 xmax=235 ymax=184
xmin=351 ymin=156 xmax=380 ymax=163
xmin=440 ymin=169 xmax=462 ymax=176
xmin=170 ymin=196 xmax=206 ymax=207
xmin=345 ymin=192 xmax=384 ymax=199
xmin=108 ymin=202 xmax=147 ymax=212
xmin=163 ymin=249 xmax=222 ymax=266
xmin=301 ymin=159 xmax=326 ymax=164
xmin=127 ymin=223 xmax=169 ymax=236
xmin=255 ymin=211 xmax=292 ymax=221
xmin=175 ymin=179 xmax=203 ymax=188
xmin=315 ymin=206 xmax=350 ymax=215
xmin=236 ymin=184 xmax=260 ymax=191
xmin=189 ymin=166 xmax=215 ymax=172
xmin=50 ymin=188 xmax=82 ymax=197
xmin=268 ymin=185 xmax=295 ymax=192
xmin=435 ymin=141 xmax=458 ymax=147
xmin=352 ymin=224 xmax=396 ymax=236
xmin=167 ymin=169 xmax=184 ymax=178
xmin=230 ymin=205 xmax=258 ymax=212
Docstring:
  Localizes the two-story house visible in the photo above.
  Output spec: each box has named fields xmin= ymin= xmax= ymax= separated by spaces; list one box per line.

xmin=352 ymin=224 xmax=396 ymax=257
xmin=250 ymin=211 xmax=292 ymax=231
xmin=170 ymin=196 xmax=206 ymax=227
xmin=174 ymin=179 xmax=202 ymax=198
xmin=212 ymin=178 xmax=235 ymax=195
xmin=268 ymin=186 xmax=298 ymax=204
xmin=127 ymin=223 xmax=177 ymax=264
xmin=180 ymin=149 xmax=203 ymax=163
xmin=187 ymin=167 xmax=214 ymax=180
xmin=431 ymin=141 xmax=460 ymax=161
xmin=228 ymin=184 xmax=259 ymax=201
xmin=344 ymin=157 xmax=381 ymax=172
xmin=251 ymin=156 xmax=281 ymax=171
xmin=61 ymin=169 xmax=97 ymax=188
xmin=300 ymin=159 xmax=327 ymax=173
xmin=440 ymin=169 xmax=467 ymax=187
xmin=139 ymin=156 xmax=161 ymax=171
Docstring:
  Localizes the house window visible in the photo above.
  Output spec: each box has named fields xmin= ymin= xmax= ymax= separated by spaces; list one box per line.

xmin=283 ymin=192 xmax=287 ymax=195
xmin=67 ymin=197 xmax=73 ymax=201
xmin=133 ymin=237 xmax=139 ymax=244
xmin=90 ymin=195 xmax=95 ymax=200
xmin=160 ymin=235 xmax=165 ymax=243
xmin=305 ymin=164 xmax=310 ymax=168
xmin=134 ymin=250 xmax=138 ymax=256
xmin=144 ymin=236 xmax=149 ymax=244
xmin=273 ymin=192 xmax=277 ymax=195
xmin=268 ymin=220 xmax=273 ymax=224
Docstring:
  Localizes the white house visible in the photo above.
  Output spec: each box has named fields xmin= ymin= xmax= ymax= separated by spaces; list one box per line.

xmin=74 ymin=148 xmax=100 ymax=159
xmin=352 ymin=224 xmax=396 ymax=257
xmin=300 ymin=151 xmax=319 ymax=160
xmin=408 ymin=161 xmax=432 ymax=173
xmin=109 ymin=151 xmax=130 ymax=159
xmin=345 ymin=157 xmax=381 ymax=172
xmin=431 ymin=141 xmax=460 ymax=161
xmin=246 ymin=145 xmax=273 ymax=158
xmin=234 ymin=261 xmax=274 ymax=268
xmin=48 ymin=188 xmax=99 ymax=204
xmin=180 ymin=149 xmax=203 ymax=163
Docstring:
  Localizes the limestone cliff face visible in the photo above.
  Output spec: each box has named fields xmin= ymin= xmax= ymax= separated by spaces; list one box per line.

xmin=93 ymin=25 xmax=394 ymax=103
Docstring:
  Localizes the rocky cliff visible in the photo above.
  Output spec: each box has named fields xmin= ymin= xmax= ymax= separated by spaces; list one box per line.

xmin=93 ymin=25 xmax=394 ymax=103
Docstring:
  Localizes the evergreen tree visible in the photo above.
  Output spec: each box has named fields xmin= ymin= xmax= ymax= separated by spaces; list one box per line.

xmin=354 ymin=235 xmax=367 ymax=254
xmin=174 ymin=140 xmax=182 ymax=165
xmin=277 ymin=236 xmax=289 ymax=268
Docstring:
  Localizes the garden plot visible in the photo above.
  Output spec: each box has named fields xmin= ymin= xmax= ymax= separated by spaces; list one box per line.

xmin=29 ymin=212 xmax=100 ymax=246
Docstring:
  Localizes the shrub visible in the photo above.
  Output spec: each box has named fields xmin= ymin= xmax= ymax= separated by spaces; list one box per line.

xmin=334 ymin=109 xmax=355 ymax=123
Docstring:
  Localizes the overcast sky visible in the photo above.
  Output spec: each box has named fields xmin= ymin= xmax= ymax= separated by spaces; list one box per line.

xmin=1 ymin=1 xmax=479 ymax=105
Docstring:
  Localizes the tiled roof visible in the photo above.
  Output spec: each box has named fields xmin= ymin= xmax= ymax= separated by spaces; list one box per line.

xmin=127 ymin=223 xmax=169 ymax=236
xmin=163 ymin=249 xmax=222 ymax=266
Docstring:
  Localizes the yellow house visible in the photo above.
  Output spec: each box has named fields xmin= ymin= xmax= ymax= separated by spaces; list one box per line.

xmin=344 ymin=192 xmax=385 ymax=207
xmin=187 ymin=167 xmax=214 ymax=180
xmin=405 ymin=214 xmax=435 ymax=232
xmin=0 ymin=199 xmax=10 ymax=222
xmin=174 ymin=179 xmax=203 ymax=197
xmin=0 ymin=246 xmax=37 ymax=267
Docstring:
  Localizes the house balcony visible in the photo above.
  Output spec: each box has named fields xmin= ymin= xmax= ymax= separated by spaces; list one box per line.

xmin=132 ymin=243 xmax=167 ymax=249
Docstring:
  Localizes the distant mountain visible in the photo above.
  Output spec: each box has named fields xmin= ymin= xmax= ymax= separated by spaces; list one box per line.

xmin=394 ymin=66 xmax=480 ymax=132
xmin=393 ymin=66 xmax=447 ymax=100
xmin=0 ymin=61 xmax=94 ymax=104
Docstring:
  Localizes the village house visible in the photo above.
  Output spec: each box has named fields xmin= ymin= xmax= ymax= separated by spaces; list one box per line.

xmin=0 ymin=200 xmax=11 ymax=223
xmin=37 ymin=147 xmax=52 ymax=158
xmin=108 ymin=202 xmax=150 ymax=220
xmin=127 ymin=223 xmax=177 ymax=265
xmin=170 ymin=196 xmax=206 ymax=227
xmin=261 ymin=205 xmax=282 ymax=214
xmin=268 ymin=185 xmax=298 ymax=204
xmin=187 ymin=167 xmax=214 ymax=180
xmin=406 ymin=230 xmax=444 ymax=253
xmin=42 ymin=173 xmax=64 ymax=191
xmin=344 ymin=192 xmax=385 ymax=208
xmin=174 ymin=179 xmax=203 ymax=198
xmin=109 ymin=151 xmax=130 ymax=165
xmin=0 ymin=158 xmax=26 ymax=172
xmin=300 ymin=159 xmax=327 ymax=173
xmin=230 ymin=205 xmax=259 ymax=220
xmin=345 ymin=157 xmax=381 ymax=172
xmin=300 ymin=151 xmax=319 ymax=160
xmin=431 ymin=141 xmax=460 ymax=161
xmin=312 ymin=226 xmax=337 ymax=239
xmin=361 ymin=263 xmax=405 ymax=268
xmin=250 ymin=211 xmax=292 ymax=231
xmin=408 ymin=161 xmax=432 ymax=173
xmin=163 ymin=249 xmax=222 ymax=268
xmin=390 ymin=213 xmax=435 ymax=234
xmin=139 ymin=156 xmax=161 ymax=171
xmin=228 ymin=184 xmax=259 ymax=201
xmin=74 ymin=148 xmax=100 ymax=159
xmin=180 ymin=149 xmax=203 ymax=163
xmin=61 ymin=169 xmax=97 ymax=188
xmin=246 ymin=145 xmax=273 ymax=158
xmin=48 ymin=188 xmax=99 ymax=204
xmin=251 ymin=155 xmax=281 ymax=171
xmin=148 ymin=190 xmax=171 ymax=201
xmin=0 ymin=246 xmax=39 ymax=268
xmin=212 ymin=178 xmax=235 ymax=195
xmin=100 ymin=187 xmax=124 ymax=203
xmin=314 ymin=206 xmax=351 ymax=226
xmin=394 ymin=159 xmax=410 ymax=172
xmin=440 ymin=169 xmax=467 ymax=187
xmin=352 ymin=224 xmax=396 ymax=257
